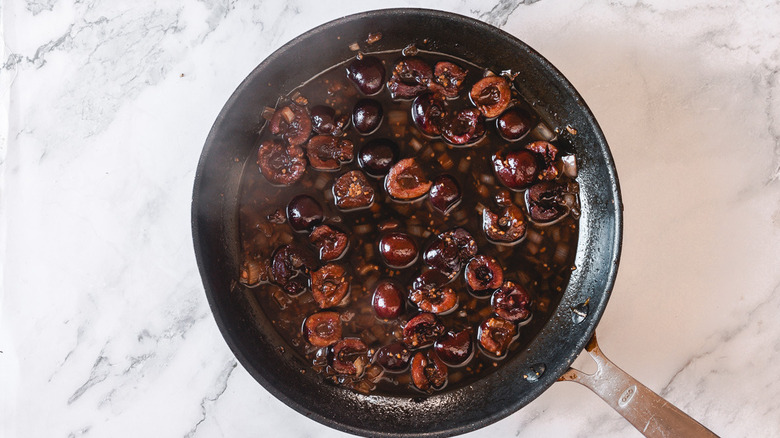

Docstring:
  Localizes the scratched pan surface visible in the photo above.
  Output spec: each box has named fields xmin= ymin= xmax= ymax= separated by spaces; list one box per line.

xmin=192 ymin=8 xmax=622 ymax=437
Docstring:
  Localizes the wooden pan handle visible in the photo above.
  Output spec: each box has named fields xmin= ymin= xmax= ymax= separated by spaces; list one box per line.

xmin=559 ymin=333 xmax=719 ymax=437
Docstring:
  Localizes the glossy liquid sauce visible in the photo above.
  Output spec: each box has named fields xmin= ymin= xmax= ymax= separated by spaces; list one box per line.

xmin=237 ymin=50 xmax=579 ymax=396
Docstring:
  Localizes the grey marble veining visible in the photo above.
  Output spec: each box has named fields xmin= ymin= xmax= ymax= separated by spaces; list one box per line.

xmin=2 ymin=0 xmax=780 ymax=437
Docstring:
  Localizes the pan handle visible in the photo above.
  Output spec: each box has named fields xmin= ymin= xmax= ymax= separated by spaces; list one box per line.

xmin=559 ymin=333 xmax=718 ymax=437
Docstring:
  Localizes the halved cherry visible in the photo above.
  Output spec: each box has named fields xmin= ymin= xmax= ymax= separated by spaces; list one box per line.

xmin=491 ymin=281 xmax=532 ymax=322
xmin=429 ymin=174 xmax=461 ymax=214
xmin=429 ymin=61 xmax=468 ymax=98
xmin=330 ymin=338 xmax=368 ymax=375
xmin=257 ymin=139 xmax=307 ymax=185
xmin=478 ymin=317 xmax=517 ymax=357
xmin=402 ymin=313 xmax=444 ymax=349
xmin=526 ymin=181 xmax=569 ymax=224
xmin=387 ymin=57 xmax=432 ymax=99
xmin=482 ymin=204 xmax=527 ymax=244
xmin=442 ymin=108 xmax=485 ymax=145
xmin=465 ymin=255 xmax=504 ymax=295
xmin=409 ymin=271 xmax=458 ymax=314
xmin=411 ymin=350 xmax=448 ymax=391
xmin=271 ymin=244 xmax=317 ymax=296
xmin=303 ymin=311 xmax=342 ymax=347
xmin=470 ymin=76 xmax=511 ymax=118
xmin=311 ymin=263 xmax=349 ymax=308
xmin=423 ymin=228 xmax=477 ymax=275
xmin=333 ymin=170 xmax=375 ymax=210
xmin=525 ymin=140 xmax=559 ymax=180
xmin=306 ymin=135 xmax=354 ymax=170
xmin=309 ymin=225 xmax=349 ymax=261
xmin=385 ymin=158 xmax=432 ymax=200
xmin=269 ymin=104 xmax=312 ymax=146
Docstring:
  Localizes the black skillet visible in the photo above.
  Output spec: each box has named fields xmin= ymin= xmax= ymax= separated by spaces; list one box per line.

xmin=192 ymin=8 xmax=716 ymax=437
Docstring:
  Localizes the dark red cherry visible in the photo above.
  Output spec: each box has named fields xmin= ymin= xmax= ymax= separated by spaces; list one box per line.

xmin=411 ymin=350 xmax=447 ymax=391
xmin=257 ymin=139 xmax=307 ymax=185
xmin=346 ymin=56 xmax=385 ymax=95
xmin=309 ymin=225 xmax=349 ymax=261
xmin=429 ymin=61 xmax=468 ymax=98
xmin=375 ymin=342 xmax=412 ymax=372
xmin=372 ymin=280 xmax=404 ymax=319
xmin=311 ymin=263 xmax=349 ymax=308
xmin=434 ymin=329 xmax=473 ymax=366
xmin=303 ymin=311 xmax=342 ymax=347
xmin=271 ymin=244 xmax=317 ymax=296
xmin=403 ymin=313 xmax=444 ymax=349
xmin=470 ymin=76 xmax=511 ymax=119
xmin=330 ymin=338 xmax=368 ymax=375
xmin=492 ymin=149 xmax=540 ymax=190
xmin=387 ymin=57 xmax=432 ymax=99
xmin=429 ymin=175 xmax=461 ymax=214
xmin=379 ymin=232 xmax=418 ymax=268
xmin=269 ymin=104 xmax=312 ymax=146
xmin=497 ymin=107 xmax=534 ymax=141
xmin=409 ymin=280 xmax=457 ymax=314
xmin=491 ymin=281 xmax=532 ymax=322
xmin=310 ymin=105 xmax=349 ymax=136
xmin=423 ymin=228 xmax=477 ymax=275
xmin=465 ymin=255 xmax=504 ymax=295
xmin=526 ymin=181 xmax=569 ymax=223
xmin=333 ymin=170 xmax=375 ymax=210
xmin=352 ymin=98 xmax=383 ymax=134
xmin=286 ymin=194 xmax=323 ymax=231
xmin=411 ymin=93 xmax=447 ymax=137
xmin=525 ymin=141 xmax=560 ymax=180
xmin=482 ymin=204 xmax=527 ymax=244
xmin=385 ymin=158 xmax=432 ymax=200
xmin=478 ymin=317 xmax=517 ymax=357
xmin=358 ymin=139 xmax=399 ymax=177
xmin=442 ymin=108 xmax=485 ymax=145
xmin=306 ymin=135 xmax=353 ymax=170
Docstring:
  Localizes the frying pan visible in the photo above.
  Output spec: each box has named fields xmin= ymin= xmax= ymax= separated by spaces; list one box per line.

xmin=192 ymin=8 xmax=716 ymax=437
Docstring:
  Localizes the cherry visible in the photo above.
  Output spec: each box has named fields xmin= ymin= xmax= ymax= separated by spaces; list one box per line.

xmin=387 ymin=57 xmax=432 ymax=99
xmin=257 ymin=139 xmax=307 ymax=185
xmin=310 ymin=105 xmax=349 ymax=136
xmin=411 ymin=350 xmax=447 ymax=391
xmin=409 ymin=276 xmax=457 ymax=314
xmin=346 ymin=56 xmax=385 ymax=95
xmin=330 ymin=338 xmax=368 ymax=375
xmin=465 ymin=255 xmax=504 ymax=295
xmin=286 ymin=194 xmax=323 ymax=231
xmin=478 ymin=317 xmax=517 ymax=357
xmin=526 ymin=181 xmax=569 ymax=223
xmin=271 ymin=244 xmax=317 ymax=296
xmin=333 ymin=170 xmax=375 ymax=210
xmin=411 ymin=93 xmax=447 ymax=137
xmin=434 ymin=329 xmax=473 ymax=366
xmin=306 ymin=135 xmax=354 ymax=171
xmin=385 ymin=158 xmax=432 ymax=200
xmin=442 ymin=108 xmax=485 ymax=145
xmin=496 ymin=107 xmax=534 ymax=141
xmin=358 ymin=138 xmax=399 ymax=177
xmin=269 ymin=104 xmax=312 ymax=146
xmin=309 ymin=225 xmax=348 ymax=261
xmin=375 ymin=342 xmax=412 ymax=372
xmin=378 ymin=232 xmax=418 ymax=268
xmin=525 ymin=140 xmax=560 ymax=180
xmin=311 ymin=263 xmax=349 ymax=308
xmin=492 ymin=149 xmax=540 ymax=190
xmin=429 ymin=174 xmax=461 ymax=214
xmin=423 ymin=228 xmax=477 ymax=276
xmin=470 ymin=76 xmax=511 ymax=119
xmin=429 ymin=61 xmax=468 ymax=98
xmin=482 ymin=204 xmax=527 ymax=244
xmin=303 ymin=311 xmax=342 ymax=347
xmin=352 ymin=98 xmax=383 ymax=134
xmin=372 ymin=280 xmax=405 ymax=319
xmin=491 ymin=281 xmax=532 ymax=322
xmin=403 ymin=313 xmax=444 ymax=349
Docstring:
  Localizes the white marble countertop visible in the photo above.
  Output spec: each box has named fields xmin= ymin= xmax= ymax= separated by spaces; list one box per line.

xmin=2 ymin=1 xmax=780 ymax=437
